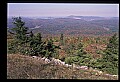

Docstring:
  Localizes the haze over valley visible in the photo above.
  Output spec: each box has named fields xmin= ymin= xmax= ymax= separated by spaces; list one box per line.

xmin=7 ymin=15 xmax=119 ymax=36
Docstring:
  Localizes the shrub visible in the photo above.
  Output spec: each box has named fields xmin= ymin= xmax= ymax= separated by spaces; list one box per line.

xmin=7 ymin=41 xmax=18 ymax=54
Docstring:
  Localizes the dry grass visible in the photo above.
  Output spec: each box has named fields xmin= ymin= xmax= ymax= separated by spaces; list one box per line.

xmin=7 ymin=54 xmax=118 ymax=80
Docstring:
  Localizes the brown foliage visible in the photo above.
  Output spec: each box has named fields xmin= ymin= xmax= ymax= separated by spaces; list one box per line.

xmin=7 ymin=54 xmax=118 ymax=79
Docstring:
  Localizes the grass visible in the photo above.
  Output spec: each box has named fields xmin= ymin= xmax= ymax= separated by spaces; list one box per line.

xmin=7 ymin=54 xmax=118 ymax=80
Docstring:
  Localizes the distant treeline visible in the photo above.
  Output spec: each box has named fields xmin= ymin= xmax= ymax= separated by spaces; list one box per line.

xmin=7 ymin=16 xmax=119 ymax=35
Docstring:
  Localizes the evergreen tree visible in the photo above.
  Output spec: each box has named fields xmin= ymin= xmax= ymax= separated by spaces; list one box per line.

xmin=100 ymin=33 xmax=119 ymax=74
xmin=65 ymin=41 xmax=91 ymax=66
xmin=76 ymin=42 xmax=92 ymax=66
xmin=77 ymin=42 xmax=87 ymax=57
xmin=60 ymin=33 xmax=64 ymax=45
xmin=45 ymin=38 xmax=54 ymax=58
xmin=10 ymin=17 xmax=28 ymax=44
xmin=34 ymin=32 xmax=46 ymax=56
xmin=104 ymin=33 xmax=119 ymax=61
xmin=8 ymin=17 xmax=29 ymax=54
xmin=106 ymin=33 xmax=119 ymax=54
xmin=45 ymin=38 xmax=60 ymax=59
xmin=8 ymin=17 xmax=61 ymax=58
xmin=28 ymin=32 xmax=46 ymax=56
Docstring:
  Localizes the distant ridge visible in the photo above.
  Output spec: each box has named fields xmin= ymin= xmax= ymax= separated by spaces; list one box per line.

xmin=7 ymin=16 xmax=119 ymax=36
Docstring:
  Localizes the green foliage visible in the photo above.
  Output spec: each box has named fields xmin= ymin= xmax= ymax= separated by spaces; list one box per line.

xmin=11 ymin=17 xmax=28 ymax=43
xmin=7 ymin=17 xmax=60 ymax=59
xmin=103 ymin=33 xmax=118 ymax=74
xmin=106 ymin=33 xmax=119 ymax=54
xmin=94 ymin=33 xmax=119 ymax=75
xmin=77 ymin=42 xmax=87 ymax=57
xmin=95 ymin=37 xmax=100 ymax=43
xmin=8 ymin=17 xmax=30 ymax=55
xmin=65 ymin=56 xmax=80 ymax=65
xmin=96 ymin=50 xmax=104 ymax=54
xmin=28 ymin=32 xmax=46 ymax=56
xmin=7 ymin=17 xmax=119 ymax=75
xmin=44 ymin=38 xmax=60 ymax=59
xmin=7 ymin=41 xmax=18 ymax=54
xmin=77 ymin=42 xmax=83 ymax=49
xmin=60 ymin=33 xmax=64 ymax=45
xmin=65 ymin=55 xmax=91 ymax=66
xmin=65 ymin=41 xmax=92 ymax=66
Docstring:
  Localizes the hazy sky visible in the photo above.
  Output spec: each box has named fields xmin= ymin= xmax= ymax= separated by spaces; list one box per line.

xmin=7 ymin=3 xmax=119 ymax=17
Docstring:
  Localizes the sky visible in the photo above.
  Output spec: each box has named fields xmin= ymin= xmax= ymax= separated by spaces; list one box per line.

xmin=7 ymin=3 xmax=119 ymax=17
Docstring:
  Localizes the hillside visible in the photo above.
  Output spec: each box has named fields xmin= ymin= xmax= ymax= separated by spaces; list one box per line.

xmin=7 ymin=16 xmax=119 ymax=36
xmin=7 ymin=54 xmax=118 ymax=79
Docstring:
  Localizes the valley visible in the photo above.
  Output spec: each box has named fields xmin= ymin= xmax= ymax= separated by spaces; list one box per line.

xmin=7 ymin=16 xmax=119 ymax=79
xmin=7 ymin=16 xmax=119 ymax=36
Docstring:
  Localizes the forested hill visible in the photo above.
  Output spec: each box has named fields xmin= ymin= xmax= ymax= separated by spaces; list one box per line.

xmin=7 ymin=16 xmax=119 ymax=36
xmin=7 ymin=17 xmax=119 ymax=79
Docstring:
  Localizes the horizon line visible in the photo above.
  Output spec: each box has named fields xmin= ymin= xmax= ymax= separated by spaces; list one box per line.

xmin=8 ymin=15 xmax=119 ymax=18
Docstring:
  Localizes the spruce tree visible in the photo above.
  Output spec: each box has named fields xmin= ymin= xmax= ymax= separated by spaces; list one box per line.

xmin=77 ymin=42 xmax=87 ymax=57
xmin=28 ymin=32 xmax=46 ymax=56
xmin=8 ymin=17 xmax=61 ymax=58
xmin=10 ymin=17 xmax=28 ymax=44
xmin=8 ymin=17 xmax=29 ymax=54
xmin=45 ymin=38 xmax=60 ymax=59
xmin=101 ymin=33 xmax=119 ymax=74
xmin=60 ymin=33 xmax=64 ymax=45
